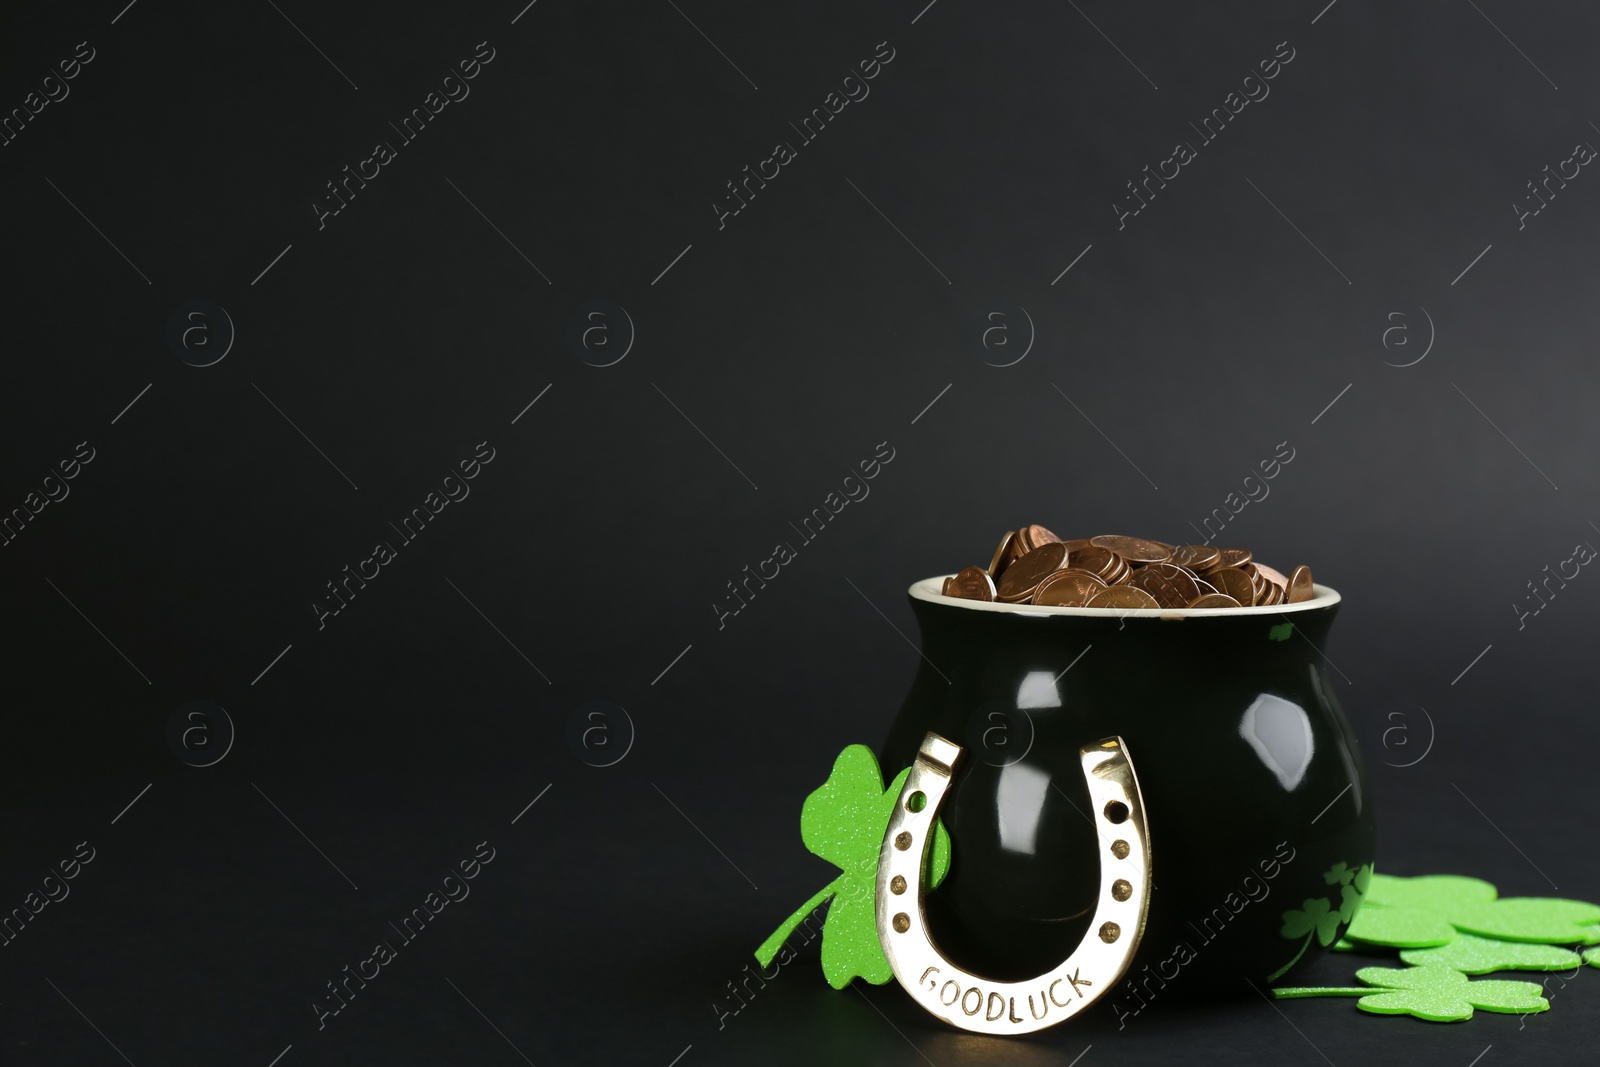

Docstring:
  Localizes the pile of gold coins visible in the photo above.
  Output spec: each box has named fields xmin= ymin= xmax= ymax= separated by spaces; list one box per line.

xmin=940 ymin=526 xmax=1316 ymax=609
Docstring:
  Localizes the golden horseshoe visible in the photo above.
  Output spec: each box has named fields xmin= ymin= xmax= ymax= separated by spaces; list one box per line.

xmin=875 ymin=732 xmax=1151 ymax=1034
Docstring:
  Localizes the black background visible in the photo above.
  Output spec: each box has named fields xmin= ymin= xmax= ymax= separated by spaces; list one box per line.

xmin=3 ymin=0 xmax=1599 ymax=1063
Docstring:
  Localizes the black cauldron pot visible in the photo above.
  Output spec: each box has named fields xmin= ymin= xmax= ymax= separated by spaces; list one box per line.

xmin=880 ymin=576 xmax=1375 ymax=1006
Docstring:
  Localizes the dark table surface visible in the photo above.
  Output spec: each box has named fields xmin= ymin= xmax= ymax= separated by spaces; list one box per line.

xmin=3 ymin=1 xmax=1599 ymax=1063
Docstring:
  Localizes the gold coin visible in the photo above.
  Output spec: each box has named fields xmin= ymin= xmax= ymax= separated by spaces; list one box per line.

xmin=1287 ymin=565 xmax=1315 ymax=603
xmin=1086 ymin=585 xmax=1161 ymax=609
xmin=987 ymin=531 xmax=1017 ymax=577
xmin=1171 ymin=544 xmax=1221 ymax=571
xmin=1188 ymin=592 xmax=1243 ymax=608
xmin=1209 ymin=566 xmax=1255 ymax=605
xmin=1033 ymin=568 xmax=1108 ymax=607
xmin=944 ymin=566 xmax=996 ymax=601
xmin=1089 ymin=534 xmax=1171 ymax=563
xmin=1016 ymin=523 xmax=1062 ymax=554
xmin=1129 ymin=562 xmax=1200 ymax=608
xmin=996 ymin=542 xmax=1069 ymax=602
xmin=1062 ymin=538 xmax=1093 ymax=554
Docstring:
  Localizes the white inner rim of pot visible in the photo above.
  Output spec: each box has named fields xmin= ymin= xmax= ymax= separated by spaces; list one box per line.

xmin=910 ymin=576 xmax=1340 ymax=618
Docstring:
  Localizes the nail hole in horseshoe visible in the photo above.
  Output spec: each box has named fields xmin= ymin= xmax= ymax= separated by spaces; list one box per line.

xmin=890 ymin=875 xmax=907 ymax=895
xmin=1103 ymin=800 xmax=1129 ymax=824
xmin=906 ymin=791 xmax=927 ymax=813
xmin=1099 ymin=921 xmax=1121 ymax=943
xmin=1111 ymin=839 xmax=1130 ymax=859
xmin=894 ymin=831 xmax=913 ymax=851
xmin=893 ymin=912 xmax=911 ymax=933
xmin=1112 ymin=879 xmax=1132 ymax=901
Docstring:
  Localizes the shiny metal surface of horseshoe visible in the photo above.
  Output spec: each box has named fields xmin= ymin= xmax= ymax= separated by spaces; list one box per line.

xmin=874 ymin=732 xmax=1152 ymax=1034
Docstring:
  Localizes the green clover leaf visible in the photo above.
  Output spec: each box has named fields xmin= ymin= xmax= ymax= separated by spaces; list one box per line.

xmin=1344 ymin=904 xmax=1456 ymax=947
xmin=1399 ymin=933 xmax=1582 ymax=974
xmin=1281 ymin=896 xmax=1342 ymax=947
xmin=1584 ymin=946 xmax=1600 ymax=969
xmin=1275 ymin=964 xmax=1550 ymax=1022
xmin=1325 ymin=862 xmax=1354 ymax=887
xmin=1364 ymin=873 xmax=1496 ymax=911
xmin=1447 ymin=898 xmax=1600 ymax=944
xmin=1353 ymin=863 xmax=1373 ymax=896
xmin=1344 ymin=873 xmax=1490 ymax=948
xmin=1353 ymin=965 xmax=1549 ymax=1021
xmin=1338 ymin=884 xmax=1364 ymax=924
xmin=754 ymin=745 xmax=952 ymax=989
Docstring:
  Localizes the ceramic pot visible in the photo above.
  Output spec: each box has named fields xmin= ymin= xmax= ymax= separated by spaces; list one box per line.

xmin=880 ymin=577 xmax=1375 ymax=1004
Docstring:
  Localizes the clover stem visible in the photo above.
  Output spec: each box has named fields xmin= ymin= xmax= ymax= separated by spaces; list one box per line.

xmin=1264 ymin=932 xmax=1313 ymax=983
xmin=1272 ymin=986 xmax=1370 ymax=999
xmin=754 ymin=876 xmax=844 ymax=967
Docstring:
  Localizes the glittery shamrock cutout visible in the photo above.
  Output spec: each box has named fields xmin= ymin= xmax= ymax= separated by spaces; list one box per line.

xmin=1398 ymin=933 xmax=1581 ymax=974
xmin=1344 ymin=873 xmax=1493 ymax=948
xmin=1447 ymin=898 xmax=1600 ymax=944
xmin=754 ymin=745 xmax=951 ymax=989
xmin=1344 ymin=905 xmax=1456 ymax=948
xmin=1274 ymin=964 xmax=1550 ymax=1022
xmin=1364 ymin=873 xmax=1496 ymax=910
xmin=1282 ymin=897 xmax=1343 ymax=947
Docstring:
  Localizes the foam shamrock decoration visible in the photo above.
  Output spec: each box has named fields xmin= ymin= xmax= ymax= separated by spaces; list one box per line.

xmin=1364 ymin=873 xmax=1496 ymax=909
xmin=1345 ymin=874 xmax=1600 ymax=948
xmin=1585 ymin=946 xmax=1600 ymax=969
xmin=1274 ymin=964 xmax=1550 ymax=1022
xmin=754 ymin=745 xmax=952 ymax=988
xmin=1343 ymin=905 xmax=1456 ymax=948
xmin=1448 ymin=898 xmax=1600 ymax=944
xmin=1343 ymin=873 xmax=1492 ymax=947
xmin=1399 ymin=933 xmax=1582 ymax=974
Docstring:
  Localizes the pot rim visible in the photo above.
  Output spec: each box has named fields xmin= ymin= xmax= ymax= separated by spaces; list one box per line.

xmin=910 ymin=575 xmax=1340 ymax=618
